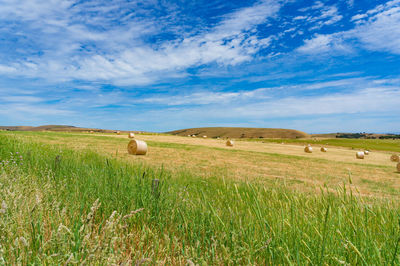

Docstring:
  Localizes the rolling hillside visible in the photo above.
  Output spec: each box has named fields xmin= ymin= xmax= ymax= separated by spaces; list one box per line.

xmin=0 ymin=125 xmax=115 ymax=133
xmin=167 ymin=127 xmax=310 ymax=139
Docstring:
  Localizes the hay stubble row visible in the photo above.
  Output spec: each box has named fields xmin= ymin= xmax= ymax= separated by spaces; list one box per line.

xmin=115 ymin=134 xmax=396 ymax=167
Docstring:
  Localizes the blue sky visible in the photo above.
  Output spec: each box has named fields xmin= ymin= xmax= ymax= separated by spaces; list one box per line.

xmin=0 ymin=0 xmax=399 ymax=133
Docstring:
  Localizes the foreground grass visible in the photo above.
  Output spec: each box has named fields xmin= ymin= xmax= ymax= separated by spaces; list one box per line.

xmin=244 ymin=137 xmax=400 ymax=153
xmin=1 ymin=134 xmax=400 ymax=264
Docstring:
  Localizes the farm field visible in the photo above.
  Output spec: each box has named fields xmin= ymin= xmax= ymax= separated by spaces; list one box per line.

xmin=1 ymin=131 xmax=400 ymax=264
xmin=245 ymin=137 xmax=400 ymax=153
xmin=5 ymin=131 xmax=400 ymax=196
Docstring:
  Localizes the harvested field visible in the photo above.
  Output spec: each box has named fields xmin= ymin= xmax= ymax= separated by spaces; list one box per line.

xmin=4 ymin=131 xmax=400 ymax=197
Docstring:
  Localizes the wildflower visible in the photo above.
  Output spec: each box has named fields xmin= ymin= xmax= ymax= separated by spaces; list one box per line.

xmin=19 ymin=237 xmax=28 ymax=247
xmin=0 ymin=201 xmax=7 ymax=214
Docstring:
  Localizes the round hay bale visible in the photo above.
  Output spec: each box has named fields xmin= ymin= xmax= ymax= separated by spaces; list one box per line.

xmin=397 ymin=163 xmax=400 ymax=172
xmin=116 ymin=131 xmax=120 ymax=135
xmin=356 ymin=151 xmax=364 ymax=159
xmin=390 ymin=154 xmax=400 ymax=162
xmin=192 ymin=135 xmax=196 ymax=138
xmin=364 ymin=150 xmax=369 ymax=155
xmin=127 ymin=140 xmax=147 ymax=155
xmin=226 ymin=140 xmax=234 ymax=147
xmin=304 ymin=146 xmax=313 ymax=153
xmin=128 ymin=132 xmax=135 ymax=138
xmin=203 ymin=135 xmax=207 ymax=138
xmin=320 ymin=147 xmax=327 ymax=152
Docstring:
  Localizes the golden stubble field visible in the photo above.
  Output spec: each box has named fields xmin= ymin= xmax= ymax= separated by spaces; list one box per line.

xmin=9 ymin=132 xmax=400 ymax=197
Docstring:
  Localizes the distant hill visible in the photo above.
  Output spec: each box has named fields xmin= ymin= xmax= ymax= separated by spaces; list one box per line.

xmin=0 ymin=125 xmax=116 ymax=133
xmin=167 ymin=127 xmax=310 ymax=139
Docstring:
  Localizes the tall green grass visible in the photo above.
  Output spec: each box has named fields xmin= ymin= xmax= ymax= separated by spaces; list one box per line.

xmin=0 ymin=134 xmax=399 ymax=264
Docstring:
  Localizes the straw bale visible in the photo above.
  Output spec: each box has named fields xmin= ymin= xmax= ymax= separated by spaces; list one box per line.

xmin=127 ymin=140 xmax=147 ymax=155
xmin=356 ymin=151 xmax=364 ymax=159
xmin=390 ymin=154 xmax=400 ymax=162
xmin=304 ymin=146 xmax=313 ymax=153
xmin=320 ymin=147 xmax=327 ymax=152
xmin=226 ymin=140 xmax=234 ymax=146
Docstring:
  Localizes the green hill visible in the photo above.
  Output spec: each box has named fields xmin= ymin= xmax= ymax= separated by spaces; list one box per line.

xmin=167 ymin=127 xmax=310 ymax=139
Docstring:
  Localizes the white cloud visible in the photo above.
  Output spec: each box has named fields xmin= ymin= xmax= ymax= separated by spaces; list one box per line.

xmin=294 ymin=16 xmax=307 ymax=20
xmin=298 ymin=1 xmax=400 ymax=55
xmin=0 ymin=64 xmax=17 ymax=74
xmin=298 ymin=2 xmax=343 ymax=30
xmin=0 ymin=96 xmax=44 ymax=103
xmin=2 ymin=75 xmax=399 ymax=132
xmin=241 ymin=87 xmax=400 ymax=118
xmin=0 ymin=103 xmax=74 ymax=117
xmin=114 ymin=84 xmax=400 ymax=132
xmin=351 ymin=14 xmax=367 ymax=21
xmin=129 ymin=76 xmax=400 ymax=118
xmin=140 ymin=88 xmax=271 ymax=106
xmin=354 ymin=5 xmax=400 ymax=54
xmin=315 ymin=5 xmax=343 ymax=26
xmin=296 ymin=33 xmax=352 ymax=54
xmin=0 ymin=0 xmax=281 ymax=85
xmin=72 ymin=1 xmax=280 ymax=85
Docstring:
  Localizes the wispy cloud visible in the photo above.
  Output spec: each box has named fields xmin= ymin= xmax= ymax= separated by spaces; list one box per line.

xmin=140 ymin=88 xmax=271 ymax=106
xmin=295 ymin=1 xmax=343 ymax=30
xmin=115 ymin=84 xmax=400 ymax=132
xmin=296 ymin=33 xmax=352 ymax=54
xmin=298 ymin=0 xmax=400 ymax=55
xmin=0 ymin=0 xmax=282 ymax=85
xmin=124 ymin=76 xmax=400 ymax=119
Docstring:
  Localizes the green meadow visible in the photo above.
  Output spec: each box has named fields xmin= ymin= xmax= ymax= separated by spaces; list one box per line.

xmin=1 ymin=132 xmax=400 ymax=264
